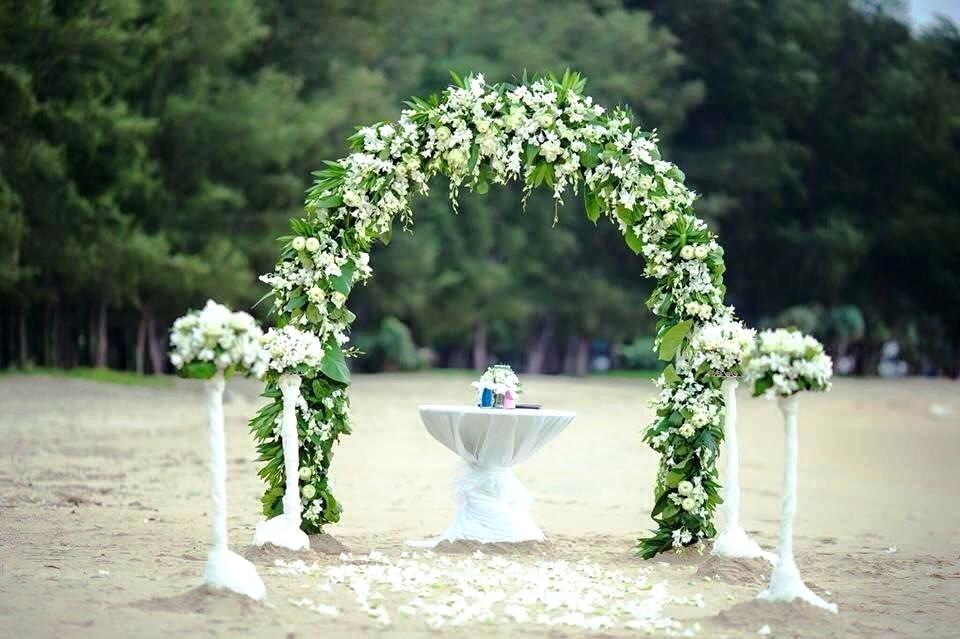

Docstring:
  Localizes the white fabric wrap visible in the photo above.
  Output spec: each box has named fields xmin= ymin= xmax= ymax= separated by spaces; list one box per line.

xmin=205 ymin=372 xmax=229 ymax=551
xmin=712 ymin=379 xmax=775 ymax=562
xmin=279 ymin=374 xmax=303 ymax=523
xmin=202 ymin=371 xmax=266 ymax=600
xmin=758 ymin=395 xmax=837 ymax=613
xmin=415 ymin=406 xmax=573 ymax=544
xmin=251 ymin=373 xmax=309 ymax=551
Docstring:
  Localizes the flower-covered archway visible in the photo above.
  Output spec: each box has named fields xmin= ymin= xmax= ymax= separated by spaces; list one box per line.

xmin=250 ymin=71 xmax=745 ymax=558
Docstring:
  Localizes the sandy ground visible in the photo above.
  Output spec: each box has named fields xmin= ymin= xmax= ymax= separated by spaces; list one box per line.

xmin=0 ymin=372 xmax=958 ymax=638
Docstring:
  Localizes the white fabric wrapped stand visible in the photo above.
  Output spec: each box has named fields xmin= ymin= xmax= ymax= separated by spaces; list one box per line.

xmin=252 ymin=374 xmax=310 ymax=552
xmin=410 ymin=405 xmax=575 ymax=546
xmin=203 ymin=372 xmax=266 ymax=601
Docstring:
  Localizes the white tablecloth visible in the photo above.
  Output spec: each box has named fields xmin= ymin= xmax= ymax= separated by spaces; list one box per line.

xmin=415 ymin=405 xmax=575 ymax=544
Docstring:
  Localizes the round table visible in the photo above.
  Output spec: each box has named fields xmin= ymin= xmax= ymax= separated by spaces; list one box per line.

xmin=411 ymin=404 xmax=575 ymax=546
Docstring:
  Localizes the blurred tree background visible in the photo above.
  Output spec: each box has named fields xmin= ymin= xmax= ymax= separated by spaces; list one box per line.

xmin=0 ymin=0 xmax=957 ymax=376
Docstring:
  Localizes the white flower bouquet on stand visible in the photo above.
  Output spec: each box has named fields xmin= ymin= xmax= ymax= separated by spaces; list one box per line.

xmin=251 ymin=325 xmax=325 ymax=551
xmin=746 ymin=329 xmax=836 ymax=612
xmin=169 ymin=300 xmax=268 ymax=601
xmin=687 ymin=318 xmax=774 ymax=562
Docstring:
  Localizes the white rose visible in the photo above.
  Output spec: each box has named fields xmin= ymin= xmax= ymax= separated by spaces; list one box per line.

xmin=537 ymin=112 xmax=555 ymax=128
xmin=301 ymin=484 xmax=316 ymax=499
xmin=305 ymin=237 xmax=321 ymax=253
xmin=680 ymin=245 xmax=696 ymax=260
xmin=446 ymin=147 xmax=468 ymax=169
xmin=681 ymin=497 xmax=697 ymax=512
xmin=679 ymin=423 xmax=695 ymax=439
xmin=475 ymin=119 xmax=490 ymax=133
xmin=435 ymin=126 xmax=451 ymax=142
xmin=662 ymin=212 xmax=678 ymax=226
xmin=292 ymin=236 xmax=306 ymax=251
xmin=299 ymin=467 xmax=312 ymax=481
xmin=478 ymin=135 xmax=498 ymax=156
xmin=639 ymin=175 xmax=654 ymax=191
xmin=694 ymin=245 xmax=709 ymax=260
xmin=505 ymin=107 xmax=525 ymax=130
xmin=677 ymin=480 xmax=693 ymax=496
xmin=307 ymin=286 xmax=325 ymax=304
xmin=343 ymin=191 xmax=362 ymax=208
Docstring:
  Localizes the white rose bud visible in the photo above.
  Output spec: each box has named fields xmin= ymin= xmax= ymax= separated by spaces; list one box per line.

xmin=446 ymin=147 xmax=468 ymax=168
xmin=292 ymin=236 xmax=306 ymax=251
xmin=677 ymin=480 xmax=693 ymax=496
xmin=301 ymin=484 xmax=316 ymax=499
xmin=343 ymin=191 xmax=362 ymax=208
xmin=679 ymin=423 xmax=695 ymax=439
xmin=299 ymin=467 xmax=312 ymax=481
xmin=475 ymin=119 xmax=490 ymax=133
xmin=307 ymin=286 xmax=325 ymax=304
xmin=505 ymin=107 xmax=525 ymax=130
xmin=305 ymin=237 xmax=321 ymax=253
xmin=681 ymin=497 xmax=696 ymax=512
xmin=435 ymin=125 xmax=451 ymax=142
xmin=680 ymin=245 xmax=696 ymax=260
xmin=537 ymin=112 xmax=555 ymax=128
xmin=694 ymin=244 xmax=709 ymax=260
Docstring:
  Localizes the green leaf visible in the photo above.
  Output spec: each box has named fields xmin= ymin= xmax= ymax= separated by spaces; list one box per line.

xmin=284 ymin=294 xmax=307 ymax=312
xmin=624 ymin=226 xmax=644 ymax=255
xmin=306 ymin=303 xmax=321 ymax=324
xmin=662 ymin=363 xmax=679 ymax=385
xmin=475 ymin=179 xmax=489 ymax=195
xmin=666 ymin=166 xmax=685 ymax=183
xmin=182 ymin=361 xmax=217 ymax=380
xmin=449 ymin=69 xmax=464 ymax=88
xmin=659 ymin=319 xmax=693 ymax=361
xmin=580 ymin=142 xmax=603 ymax=168
xmin=320 ymin=338 xmax=351 ymax=384
xmin=330 ymin=261 xmax=356 ymax=295
xmin=584 ymin=189 xmax=601 ymax=223
xmin=316 ymin=195 xmax=344 ymax=209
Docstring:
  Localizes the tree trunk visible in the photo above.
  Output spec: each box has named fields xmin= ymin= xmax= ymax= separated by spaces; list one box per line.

xmin=144 ymin=305 xmax=164 ymax=374
xmin=95 ymin=303 xmax=109 ymax=368
xmin=525 ymin=318 xmax=554 ymax=375
xmin=135 ymin=312 xmax=146 ymax=374
xmin=472 ymin=320 xmax=487 ymax=371
xmin=562 ymin=335 xmax=589 ymax=377
xmin=18 ymin=307 xmax=28 ymax=368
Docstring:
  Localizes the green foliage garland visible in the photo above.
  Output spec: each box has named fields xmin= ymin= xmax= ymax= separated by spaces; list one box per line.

xmin=252 ymin=71 xmax=744 ymax=555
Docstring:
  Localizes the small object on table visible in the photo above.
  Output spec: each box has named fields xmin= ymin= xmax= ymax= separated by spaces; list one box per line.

xmin=516 ymin=403 xmax=541 ymax=410
xmin=478 ymin=386 xmax=494 ymax=408
xmin=472 ymin=363 xmax=522 ymax=409
xmin=409 ymin=404 xmax=575 ymax=547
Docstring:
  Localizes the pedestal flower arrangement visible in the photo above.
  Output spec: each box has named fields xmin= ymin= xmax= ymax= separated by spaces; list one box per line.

xmin=746 ymin=329 xmax=836 ymax=612
xmin=252 ymin=325 xmax=326 ymax=551
xmin=169 ymin=300 xmax=268 ymax=600
xmin=686 ymin=319 xmax=775 ymax=562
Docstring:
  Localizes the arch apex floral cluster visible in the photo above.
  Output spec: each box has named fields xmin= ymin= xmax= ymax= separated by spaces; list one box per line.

xmin=249 ymin=70 xmax=748 ymax=557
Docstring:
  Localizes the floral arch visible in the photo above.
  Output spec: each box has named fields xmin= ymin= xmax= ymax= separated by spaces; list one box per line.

xmin=250 ymin=71 xmax=743 ymax=558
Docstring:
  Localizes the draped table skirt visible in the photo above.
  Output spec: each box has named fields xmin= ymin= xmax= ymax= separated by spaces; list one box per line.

xmin=409 ymin=405 xmax=575 ymax=546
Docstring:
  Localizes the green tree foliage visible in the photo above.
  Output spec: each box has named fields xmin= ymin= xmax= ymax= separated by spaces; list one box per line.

xmin=0 ymin=0 xmax=957 ymax=375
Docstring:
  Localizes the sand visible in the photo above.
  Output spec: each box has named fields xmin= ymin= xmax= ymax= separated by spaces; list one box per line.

xmin=0 ymin=372 xmax=958 ymax=638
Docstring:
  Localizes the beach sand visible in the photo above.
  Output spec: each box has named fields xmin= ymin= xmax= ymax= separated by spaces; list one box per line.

xmin=0 ymin=373 xmax=957 ymax=638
